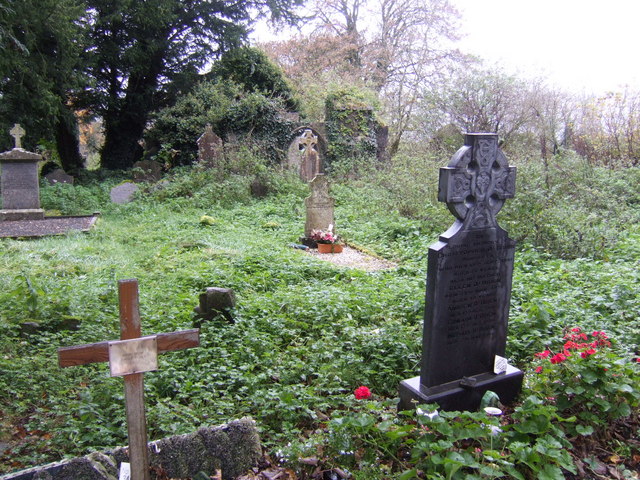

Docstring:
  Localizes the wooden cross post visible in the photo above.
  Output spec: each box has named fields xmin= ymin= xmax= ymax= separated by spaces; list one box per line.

xmin=58 ymin=279 xmax=200 ymax=480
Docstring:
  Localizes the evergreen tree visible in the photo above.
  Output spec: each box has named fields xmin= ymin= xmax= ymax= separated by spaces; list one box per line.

xmin=0 ymin=0 xmax=86 ymax=172
xmin=84 ymin=0 xmax=301 ymax=170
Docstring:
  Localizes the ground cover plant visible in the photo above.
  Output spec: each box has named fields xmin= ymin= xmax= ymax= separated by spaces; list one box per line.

xmin=0 ymin=151 xmax=639 ymax=478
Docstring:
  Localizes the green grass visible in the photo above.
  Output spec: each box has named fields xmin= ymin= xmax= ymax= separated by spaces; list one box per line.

xmin=1 ymin=157 xmax=639 ymax=476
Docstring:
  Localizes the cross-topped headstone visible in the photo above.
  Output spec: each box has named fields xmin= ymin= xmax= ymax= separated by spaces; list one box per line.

xmin=58 ymin=279 xmax=200 ymax=480
xmin=299 ymin=129 xmax=317 ymax=152
xmin=10 ymin=123 xmax=25 ymax=149
xmin=298 ymin=129 xmax=321 ymax=181
xmin=197 ymin=123 xmax=224 ymax=166
xmin=1 ymin=125 xmax=44 ymax=221
xmin=304 ymin=174 xmax=335 ymax=238
xmin=399 ymin=133 xmax=523 ymax=412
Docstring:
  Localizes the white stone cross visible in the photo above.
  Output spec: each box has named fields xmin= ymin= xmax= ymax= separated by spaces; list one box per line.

xmin=10 ymin=123 xmax=25 ymax=149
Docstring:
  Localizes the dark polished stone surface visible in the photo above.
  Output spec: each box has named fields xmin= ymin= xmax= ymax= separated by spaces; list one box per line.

xmin=399 ymin=133 xmax=521 ymax=411
xmin=399 ymin=364 xmax=524 ymax=412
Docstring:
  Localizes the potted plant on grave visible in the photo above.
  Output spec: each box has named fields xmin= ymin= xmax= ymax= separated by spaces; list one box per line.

xmin=310 ymin=226 xmax=343 ymax=253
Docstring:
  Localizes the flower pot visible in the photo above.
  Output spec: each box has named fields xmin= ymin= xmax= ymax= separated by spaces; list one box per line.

xmin=317 ymin=243 xmax=343 ymax=254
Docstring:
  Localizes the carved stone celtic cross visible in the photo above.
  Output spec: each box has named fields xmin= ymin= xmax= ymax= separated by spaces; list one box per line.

xmin=299 ymin=129 xmax=318 ymax=152
xmin=10 ymin=123 xmax=25 ymax=149
xmin=438 ymin=134 xmax=516 ymax=229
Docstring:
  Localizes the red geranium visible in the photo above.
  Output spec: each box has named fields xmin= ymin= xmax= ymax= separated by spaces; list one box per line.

xmin=354 ymin=386 xmax=371 ymax=400
xmin=550 ymin=353 xmax=568 ymax=364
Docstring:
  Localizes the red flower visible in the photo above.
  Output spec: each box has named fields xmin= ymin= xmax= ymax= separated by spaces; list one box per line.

xmin=535 ymin=350 xmax=551 ymax=359
xmin=550 ymin=353 xmax=568 ymax=364
xmin=535 ymin=366 xmax=543 ymax=374
xmin=354 ymin=386 xmax=371 ymax=400
xmin=581 ymin=348 xmax=596 ymax=358
xmin=571 ymin=327 xmax=582 ymax=333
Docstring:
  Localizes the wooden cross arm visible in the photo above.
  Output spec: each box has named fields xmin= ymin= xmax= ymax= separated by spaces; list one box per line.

xmin=58 ymin=329 xmax=200 ymax=367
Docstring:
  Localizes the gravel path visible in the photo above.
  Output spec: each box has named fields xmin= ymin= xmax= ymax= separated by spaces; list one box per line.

xmin=305 ymin=245 xmax=397 ymax=271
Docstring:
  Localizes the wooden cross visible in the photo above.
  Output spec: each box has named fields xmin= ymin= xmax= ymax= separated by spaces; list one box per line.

xmin=58 ymin=279 xmax=200 ymax=480
xmin=10 ymin=123 xmax=25 ymax=149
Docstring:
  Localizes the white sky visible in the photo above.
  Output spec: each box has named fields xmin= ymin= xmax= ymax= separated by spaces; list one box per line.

xmin=252 ymin=0 xmax=639 ymax=95
xmin=451 ymin=0 xmax=640 ymax=94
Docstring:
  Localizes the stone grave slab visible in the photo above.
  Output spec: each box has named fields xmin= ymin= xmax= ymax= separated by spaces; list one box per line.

xmin=399 ymin=133 xmax=523 ymax=412
xmin=0 ymin=214 xmax=100 ymax=238
xmin=110 ymin=182 xmax=139 ymax=204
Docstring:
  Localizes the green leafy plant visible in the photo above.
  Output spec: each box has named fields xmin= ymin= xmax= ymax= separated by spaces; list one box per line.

xmin=527 ymin=327 xmax=640 ymax=440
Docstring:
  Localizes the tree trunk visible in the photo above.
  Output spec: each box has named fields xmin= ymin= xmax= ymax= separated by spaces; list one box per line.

xmin=101 ymin=112 xmax=145 ymax=170
xmin=100 ymin=63 xmax=162 ymax=170
xmin=55 ymin=112 xmax=84 ymax=174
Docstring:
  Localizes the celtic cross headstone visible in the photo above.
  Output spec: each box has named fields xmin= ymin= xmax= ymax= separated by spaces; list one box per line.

xmin=399 ymin=133 xmax=523 ymax=411
xmin=0 ymin=124 xmax=45 ymax=221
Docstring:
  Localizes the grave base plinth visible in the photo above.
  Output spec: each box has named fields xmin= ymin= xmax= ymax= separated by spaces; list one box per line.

xmin=398 ymin=364 xmax=523 ymax=412
xmin=0 ymin=208 xmax=45 ymax=221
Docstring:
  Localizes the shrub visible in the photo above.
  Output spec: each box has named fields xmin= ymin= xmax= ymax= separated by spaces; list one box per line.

xmin=145 ymin=80 xmax=296 ymax=166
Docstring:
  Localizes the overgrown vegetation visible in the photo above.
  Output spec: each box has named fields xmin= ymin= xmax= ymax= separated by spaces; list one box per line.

xmin=0 ymin=149 xmax=639 ymax=478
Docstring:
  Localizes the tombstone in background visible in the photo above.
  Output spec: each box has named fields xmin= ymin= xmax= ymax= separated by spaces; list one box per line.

xmin=197 ymin=124 xmax=224 ymax=166
xmin=132 ymin=160 xmax=163 ymax=183
xmin=44 ymin=168 xmax=74 ymax=185
xmin=399 ymin=133 xmax=522 ymax=412
xmin=303 ymin=174 xmax=335 ymax=242
xmin=110 ymin=182 xmax=139 ymax=204
xmin=0 ymin=124 xmax=45 ymax=221
xmin=287 ymin=129 xmax=322 ymax=182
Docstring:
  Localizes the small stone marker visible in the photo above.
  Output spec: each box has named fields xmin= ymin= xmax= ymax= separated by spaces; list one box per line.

xmin=399 ymin=133 xmax=523 ymax=411
xmin=197 ymin=124 xmax=224 ymax=166
xmin=303 ymin=174 xmax=335 ymax=239
xmin=44 ymin=168 xmax=74 ymax=185
xmin=0 ymin=124 xmax=45 ymax=221
xmin=58 ymin=279 xmax=200 ymax=480
xmin=110 ymin=182 xmax=139 ymax=204
xmin=194 ymin=287 xmax=236 ymax=323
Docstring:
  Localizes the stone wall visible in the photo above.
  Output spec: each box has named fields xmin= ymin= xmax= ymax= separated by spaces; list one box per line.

xmin=0 ymin=418 xmax=261 ymax=480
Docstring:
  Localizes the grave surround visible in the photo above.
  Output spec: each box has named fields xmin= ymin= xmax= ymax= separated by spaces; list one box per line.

xmin=399 ymin=133 xmax=523 ymax=411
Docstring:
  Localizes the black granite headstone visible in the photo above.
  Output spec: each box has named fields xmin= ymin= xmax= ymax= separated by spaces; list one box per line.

xmin=399 ymin=133 xmax=523 ymax=411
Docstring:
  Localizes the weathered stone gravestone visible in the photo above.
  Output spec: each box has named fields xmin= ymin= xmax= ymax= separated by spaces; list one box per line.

xmin=110 ymin=182 xmax=139 ymax=204
xmin=303 ymin=174 xmax=335 ymax=239
xmin=0 ymin=124 xmax=45 ymax=221
xmin=399 ymin=133 xmax=522 ymax=411
xmin=197 ymin=124 xmax=224 ymax=166
xmin=194 ymin=287 xmax=236 ymax=323
xmin=288 ymin=129 xmax=322 ymax=182
xmin=44 ymin=168 xmax=74 ymax=185
xmin=58 ymin=279 xmax=200 ymax=480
